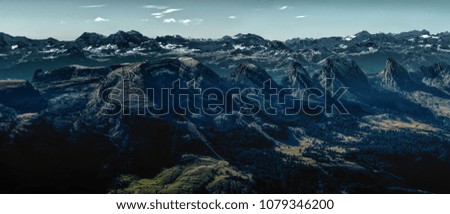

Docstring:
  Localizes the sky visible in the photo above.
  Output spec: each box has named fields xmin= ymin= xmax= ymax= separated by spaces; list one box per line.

xmin=0 ymin=0 xmax=449 ymax=41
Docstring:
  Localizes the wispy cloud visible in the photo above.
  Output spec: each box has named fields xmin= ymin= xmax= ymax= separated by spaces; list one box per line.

xmin=162 ymin=18 xmax=202 ymax=25
xmin=295 ymin=15 xmax=307 ymax=19
xmin=94 ymin=17 xmax=109 ymax=22
xmin=279 ymin=6 xmax=288 ymax=10
xmin=162 ymin=8 xmax=183 ymax=14
xmin=228 ymin=16 xmax=237 ymax=19
xmin=151 ymin=8 xmax=183 ymax=18
xmin=142 ymin=5 xmax=168 ymax=10
xmin=163 ymin=18 xmax=177 ymax=23
xmin=81 ymin=4 xmax=106 ymax=8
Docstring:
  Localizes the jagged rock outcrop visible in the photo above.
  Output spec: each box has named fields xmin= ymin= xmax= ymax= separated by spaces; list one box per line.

xmin=418 ymin=62 xmax=450 ymax=89
xmin=379 ymin=58 xmax=414 ymax=91
xmin=318 ymin=56 xmax=371 ymax=93
xmin=282 ymin=62 xmax=315 ymax=90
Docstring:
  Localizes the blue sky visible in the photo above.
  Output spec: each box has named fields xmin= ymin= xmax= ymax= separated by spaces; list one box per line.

xmin=0 ymin=0 xmax=449 ymax=40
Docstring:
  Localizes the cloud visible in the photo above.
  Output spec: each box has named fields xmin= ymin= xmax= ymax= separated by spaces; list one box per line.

xmin=178 ymin=19 xmax=191 ymax=25
xmin=81 ymin=4 xmax=106 ymax=8
xmin=151 ymin=12 xmax=163 ymax=16
xmin=94 ymin=17 xmax=110 ymax=22
xmin=151 ymin=8 xmax=183 ymax=18
xmin=162 ymin=18 xmax=202 ymax=25
xmin=295 ymin=15 xmax=307 ymax=19
xmin=228 ymin=16 xmax=237 ymax=19
xmin=163 ymin=18 xmax=177 ymax=23
xmin=162 ymin=8 xmax=183 ymax=14
xmin=279 ymin=6 xmax=288 ymax=10
xmin=142 ymin=5 xmax=168 ymax=10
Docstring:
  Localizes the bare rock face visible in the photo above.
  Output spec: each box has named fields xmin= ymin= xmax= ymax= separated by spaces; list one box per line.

xmin=282 ymin=61 xmax=315 ymax=89
xmin=319 ymin=56 xmax=371 ymax=91
xmin=419 ymin=62 xmax=450 ymax=90
xmin=379 ymin=58 xmax=414 ymax=91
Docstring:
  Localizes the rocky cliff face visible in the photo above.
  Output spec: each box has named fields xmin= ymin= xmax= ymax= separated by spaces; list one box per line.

xmin=319 ymin=56 xmax=371 ymax=90
xmin=419 ymin=62 xmax=450 ymax=90
xmin=282 ymin=62 xmax=315 ymax=89
xmin=379 ymin=58 xmax=414 ymax=91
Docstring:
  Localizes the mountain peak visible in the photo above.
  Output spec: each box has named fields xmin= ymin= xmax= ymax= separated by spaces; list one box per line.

xmin=385 ymin=58 xmax=409 ymax=76
xmin=106 ymin=30 xmax=148 ymax=47
xmin=155 ymin=35 xmax=187 ymax=45
xmin=111 ymin=30 xmax=144 ymax=37
xmin=76 ymin=32 xmax=105 ymax=40
xmin=395 ymin=30 xmax=431 ymax=39
xmin=230 ymin=63 xmax=274 ymax=87
xmin=319 ymin=56 xmax=371 ymax=91
xmin=386 ymin=58 xmax=396 ymax=69
xmin=234 ymin=33 xmax=265 ymax=40
xmin=355 ymin=30 xmax=371 ymax=37
xmin=380 ymin=58 xmax=413 ymax=90
xmin=75 ymin=32 xmax=106 ymax=46
xmin=282 ymin=62 xmax=314 ymax=90
xmin=419 ymin=62 xmax=450 ymax=87
xmin=232 ymin=33 xmax=268 ymax=46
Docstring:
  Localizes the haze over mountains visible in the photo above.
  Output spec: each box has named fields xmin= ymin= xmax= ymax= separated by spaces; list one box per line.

xmin=0 ymin=30 xmax=449 ymax=193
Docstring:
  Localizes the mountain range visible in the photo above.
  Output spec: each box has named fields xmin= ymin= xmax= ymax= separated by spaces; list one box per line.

xmin=2 ymin=30 xmax=450 ymax=80
xmin=0 ymin=30 xmax=449 ymax=193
